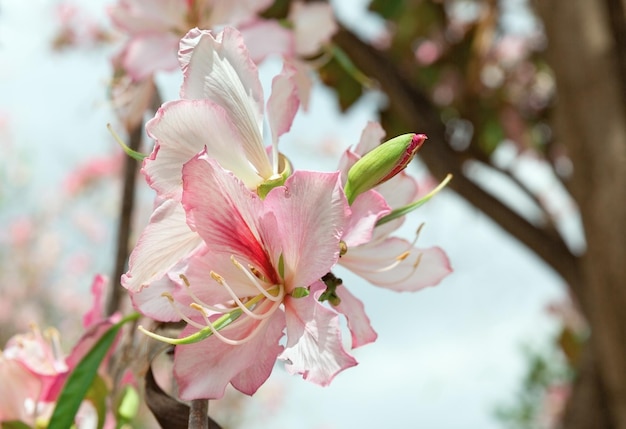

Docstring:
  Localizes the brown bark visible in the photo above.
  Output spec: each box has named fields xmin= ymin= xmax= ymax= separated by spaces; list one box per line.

xmin=534 ymin=0 xmax=626 ymax=427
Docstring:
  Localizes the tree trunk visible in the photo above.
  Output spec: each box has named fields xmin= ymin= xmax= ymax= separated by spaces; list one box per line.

xmin=535 ymin=0 xmax=626 ymax=427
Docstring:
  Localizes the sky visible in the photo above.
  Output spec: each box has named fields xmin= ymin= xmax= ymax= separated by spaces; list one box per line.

xmin=0 ymin=1 xmax=567 ymax=428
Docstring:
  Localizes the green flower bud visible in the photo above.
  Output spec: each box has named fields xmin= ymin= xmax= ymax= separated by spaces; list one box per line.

xmin=344 ymin=133 xmax=426 ymax=204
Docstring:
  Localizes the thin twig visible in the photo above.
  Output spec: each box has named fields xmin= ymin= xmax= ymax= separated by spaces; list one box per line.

xmin=106 ymin=120 xmax=143 ymax=316
xmin=189 ymin=399 xmax=209 ymax=429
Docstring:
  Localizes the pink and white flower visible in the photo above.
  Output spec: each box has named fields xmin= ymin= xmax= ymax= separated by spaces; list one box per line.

xmin=133 ymin=155 xmax=355 ymax=399
xmin=338 ymin=123 xmax=452 ymax=294
xmin=123 ymin=27 xmax=300 ymax=293
xmin=0 ymin=275 xmax=121 ymax=427
xmin=109 ymin=0 xmax=291 ymax=81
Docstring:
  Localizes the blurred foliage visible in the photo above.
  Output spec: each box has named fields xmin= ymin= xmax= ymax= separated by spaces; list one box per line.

xmin=494 ymin=343 xmax=573 ymax=429
xmin=322 ymin=0 xmax=557 ymax=164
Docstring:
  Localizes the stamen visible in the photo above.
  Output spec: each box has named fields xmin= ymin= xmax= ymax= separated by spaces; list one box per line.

xmin=359 ymin=223 xmax=425 ymax=274
xmin=179 ymin=274 xmax=234 ymax=314
xmin=161 ymin=292 xmax=205 ymax=330
xmin=413 ymin=252 xmax=423 ymax=269
xmin=210 ymin=271 xmax=280 ymax=320
xmin=230 ymin=256 xmax=282 ymax=302
xmin=189 ymin=303 xmax=271 ymax=346
xmin=43 ymin=327 xmax=65 ymax=366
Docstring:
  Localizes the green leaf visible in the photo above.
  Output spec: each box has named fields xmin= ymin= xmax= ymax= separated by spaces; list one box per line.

xmin=47 ymin=313 xmax=140 ymax=429
xmin=1 ymin=421 xmax=32 ymax=429
xmin=85 ymin=375 xmax=109 ymax=429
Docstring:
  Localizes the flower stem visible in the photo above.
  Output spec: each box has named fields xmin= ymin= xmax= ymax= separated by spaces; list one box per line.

xmin=189 ymin=399 xmax=209 ymax=429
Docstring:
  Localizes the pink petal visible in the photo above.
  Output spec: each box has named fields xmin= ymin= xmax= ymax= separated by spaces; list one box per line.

xmin=82 ymin=274 xmax=107 ymax=328
xmin=108 ymin=0 xmax=186 ymax=34
xmin=341 ymin=238 xmax=453 ymax=292
xmin=333 ymin=285 xmax=378 ymax=348
xmin=281 ymin=283 xmax=357 ymax=385
xmin=181 ymin=156 xmax=273 ymax=277
xmin=290 ymin=2 xmax=338 ymax=56
xmin=375 ymin=170 xmax=420 ymax=209
xmin=178 ymin=28 xmax=272 ymax=179
xmin=261 ymin=171 xmax=348 ymax=290
xmin=287 ymin=59 xmax=314 ymax=111
xmin=174 ymin=310 xmax=285 ymax=400
xmin=122 ymin=199 xmax=203 ymax=292
xmin=144 ymin=99 xmax=261 ymax=197
xmin=207 ymin=0 xmax=274 ymax=26
xmin=121 ymin=32 xmax=180 ymax=81
xmin=267 ymin=62 xmax=300 ymax=152
xmin=0 ymin=359 xmax=42 ymax=422
xmin=130 ymin=269 xmax=188 ymax=322
xmin=239 ymin=19 xmax=295 ymax=63
xmin=184 ymin=248 xmax=268 ymax=305
xmin=342 ymin=189 xmax=390 ymax=248
xmin=354 ymin=121 xmax=386 ymax=156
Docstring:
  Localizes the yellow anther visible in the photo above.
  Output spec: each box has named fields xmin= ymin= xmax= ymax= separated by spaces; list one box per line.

xmin=210 ymin=271 xmax=225 ymax=284
xmin=179 ymin=274 xmax=191 ymax=287
xmin=396 ymin=251 xmax=411 ymax=261
xmin=161 ymin=292 xmax=175 ymax=302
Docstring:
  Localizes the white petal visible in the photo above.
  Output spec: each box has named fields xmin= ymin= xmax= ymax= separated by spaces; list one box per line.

xmin=122 ymin=199 xmax=203 ymax=292
xmin=179 ymin=28 xmax=272 ymax=178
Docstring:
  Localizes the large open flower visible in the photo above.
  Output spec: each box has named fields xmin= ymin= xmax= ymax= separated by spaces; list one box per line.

xmin=122 ymin=27 xmax=300 ymax=293
xmin=132 ymin=154 xmax=355 ymax=399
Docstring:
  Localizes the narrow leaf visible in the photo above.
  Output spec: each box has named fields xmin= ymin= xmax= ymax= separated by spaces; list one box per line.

xmin=47 ymin=313 xmax=140 ymax=429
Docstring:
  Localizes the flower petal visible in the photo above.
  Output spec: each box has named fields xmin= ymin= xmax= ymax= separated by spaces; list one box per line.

xmin=333 ymin=285 xmax=378 ymax=349
xmin=130 ymin=269 xmax=188 ymax=322
xmin=181 ymin=155 xmax=273 ymax=277
xmin=290 ymin=2 xmax=338 ymax=56
xmin=108 ymin=0 xmax=186 ymax=34
xmin=120 ymin=33 xmax=180 ymax=81
xmin=0 ymin=359 xmax=42 ymax=423
xmin=342 ymin=189 xmax=390 ymax=248
xmin=239 ymin=19 xmax=295 ymax=63
xmin=174 ymin=309 xmax=285 ymax=400
xmin=144 ymin=99 xmax=261 ymax=197
xmin=178 ymin=28 xmax=272 ymax=178
xmin=341 ymin=238 xmax=452 ymax=292
xmin=122 ymin=199 xmax=203 ymax=292
xmin=267 ymin=62 xmax=300 ymax=154
xmin=354 ymin=121 xmax=386 ymax=156
xmin=207 ymin=0 xmax=274 ymax=26
xmin=280 ymin=282 xmax=357 ymax=385
xmin=261 ymin=171 xmax=348 ymax=289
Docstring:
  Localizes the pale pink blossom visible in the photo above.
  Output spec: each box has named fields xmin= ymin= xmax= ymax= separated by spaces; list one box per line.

xmin=108 ymin=0 xmax=289 ymax=81
xmin=289 ymin=1 xmax=337 ymax=57
xmin=339 ymin=123 xmax=452 ymax=291
xmin=0 ymin=275 xmax=122 ymax=426
xmin=123 ymin=27 xmax=300 ymax=293
xmin=131 ymin=155 xmax=355 ymax=399
xmin=63 ymin=153 xmax=123 ymax=195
